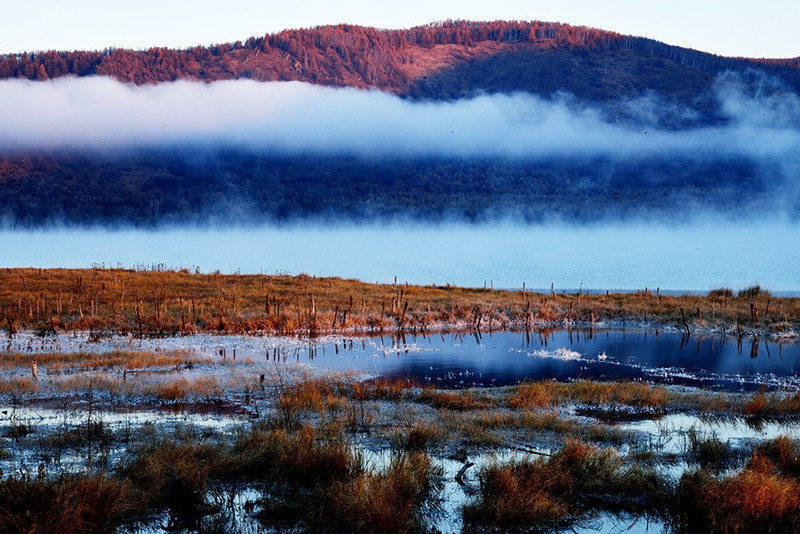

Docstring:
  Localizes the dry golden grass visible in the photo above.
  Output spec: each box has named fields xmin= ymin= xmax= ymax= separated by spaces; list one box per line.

xmin=2 ymin=268 xmax=796 ymax=335
xmin=0 ymin=474 xmax=135 ymax=534
xmin=142 ymin=376 xmax=223 ymax=401
xmin=0 ymin=376 xmax=39 ymax=395
xmin=0 ymin=349 xmax=203 ymax=371
xmin=743 ymin=390 xmax=800 ymax=418
xmin=417 ymin=388 xmax=496 ymax=410
xmin=505 ymin=380 xmax=672 ymax=411
xmin=679 ymin=467 xmax=800 ymax=532
xmin=463 ymin=440 xmax=666 ymax=530
xmin=325 ymin=451 xmax=441 ymax=534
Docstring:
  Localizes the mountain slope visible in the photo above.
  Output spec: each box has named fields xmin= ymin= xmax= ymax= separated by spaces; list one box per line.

xmin=2 ymin=20 xmax=798 ymax=108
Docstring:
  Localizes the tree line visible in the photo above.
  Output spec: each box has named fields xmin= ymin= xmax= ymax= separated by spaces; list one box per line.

xmin=0 ymin=150 xmax=784 ymax=228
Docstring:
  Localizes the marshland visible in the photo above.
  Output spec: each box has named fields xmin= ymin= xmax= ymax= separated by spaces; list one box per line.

xmin=1 ymin=268 xmax=800 ymax=533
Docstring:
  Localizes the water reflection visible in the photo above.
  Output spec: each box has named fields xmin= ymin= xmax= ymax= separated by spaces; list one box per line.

xmin=8 ymin=329 xmax=799 ymax=392
xmin=276 ymin=329 xmax=800 ymax=391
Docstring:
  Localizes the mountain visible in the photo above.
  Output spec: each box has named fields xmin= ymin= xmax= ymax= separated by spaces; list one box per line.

xmin=2 ymin=20 xmax=799 ymax=113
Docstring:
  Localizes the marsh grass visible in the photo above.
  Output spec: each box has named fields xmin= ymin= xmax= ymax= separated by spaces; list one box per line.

xmin=446 ymin=411 xmax=632 ymax=448
xmin=2 ymin=268 xmax=796 ymax=336
xmin=0 ymin=349 xmax=201 ymax=371
xmin=417 ymin=388 xmax=496 ymax=411
xmin=225 ymin=425 xmax=441 ymax=533
xmin=463 ymin=440 xmax=668 ymax=531
xmin=4 ymin=372 xmax=800 ymax=532
xmin=678 ymin=467 xmax=800 ymax=533
xmin=0 ymin=474 xmax=134 ymax=534
xmin=686 ymin=428 xmax=736 ymax=469
xmin=507 ymin=380 xmax=671 ymax=412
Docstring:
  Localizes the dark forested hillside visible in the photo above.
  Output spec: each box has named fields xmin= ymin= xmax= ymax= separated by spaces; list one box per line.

xmin=1 ymin=20 xmax=799 ymax=111
xmin=0 ymin=149 xmax=790 ymax=228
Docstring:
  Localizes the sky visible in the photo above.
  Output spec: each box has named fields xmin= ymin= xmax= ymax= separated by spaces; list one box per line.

xmin=1 ymin=0 xmax=798 ymax=59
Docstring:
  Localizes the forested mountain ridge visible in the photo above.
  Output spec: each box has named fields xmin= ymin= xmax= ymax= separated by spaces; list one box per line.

xmin=2 ymin=20 xmax=799 ymax=107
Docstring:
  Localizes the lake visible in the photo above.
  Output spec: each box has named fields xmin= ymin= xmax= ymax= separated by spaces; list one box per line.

xmin=2 ymin=221 xmax=800 ymax=293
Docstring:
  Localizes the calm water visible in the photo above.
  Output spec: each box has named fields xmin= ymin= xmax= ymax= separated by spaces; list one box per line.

xmin=2 ymin=221 xmax=799 ymax=292
xmin=15 ymin=329 xmax=799 ymax=392
xmin=288 ymin=330 xmax=800 ymax=391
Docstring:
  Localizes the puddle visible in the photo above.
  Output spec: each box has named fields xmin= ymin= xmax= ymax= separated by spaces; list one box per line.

xmin=622 ymin=413 xmax=800 ymax=454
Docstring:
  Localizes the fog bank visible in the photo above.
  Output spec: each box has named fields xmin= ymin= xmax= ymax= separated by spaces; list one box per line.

xmin=0 ymin=75 xmax=798 ymax=161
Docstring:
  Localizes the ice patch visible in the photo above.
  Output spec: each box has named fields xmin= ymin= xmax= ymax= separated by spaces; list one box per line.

xmin=529 ymin=347 xmax=583 ymax=360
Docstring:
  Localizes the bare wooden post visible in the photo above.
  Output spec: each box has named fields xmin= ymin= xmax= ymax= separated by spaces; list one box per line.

xmin=32 ymin=359 xmax=38 ymax=380
xmin=750 ymin=303 xmax=758 ymax=325
xmin=135 ymin=301 xmax=143 ymax=337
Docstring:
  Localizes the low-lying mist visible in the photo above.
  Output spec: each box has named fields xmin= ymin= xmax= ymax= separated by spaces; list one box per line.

xmin=0 ymin=72 xmax=798 ymax=226
xmin=0 ymin=72 xmax=798 ymax=158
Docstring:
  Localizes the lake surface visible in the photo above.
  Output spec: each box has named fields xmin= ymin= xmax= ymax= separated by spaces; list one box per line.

xmin=2 ymin=221 xmax=799 ymax=292
xmin=14 ymin=329 xmax=800 ymax=392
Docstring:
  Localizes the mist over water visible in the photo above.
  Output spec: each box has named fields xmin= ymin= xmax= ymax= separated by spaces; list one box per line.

xmin=1 ymin=76 xmax=798 ymax=290
xmin=2 ymin=221 xmax=799 ymax=292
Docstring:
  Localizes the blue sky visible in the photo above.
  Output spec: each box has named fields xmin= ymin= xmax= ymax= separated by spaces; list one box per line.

xmin=1 ymin=0 xmax=798 ymax=58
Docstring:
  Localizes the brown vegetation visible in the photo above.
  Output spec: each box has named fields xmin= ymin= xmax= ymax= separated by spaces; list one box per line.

xmin=463 ymin=440 xmax=667 ymax=531
xmin=1 ymin=268 xmax=795 ymax=338
xmin=3 ymin=363 xmax=800 ymax=532
xmin=0 ymin=475 xmax=134 ymax=534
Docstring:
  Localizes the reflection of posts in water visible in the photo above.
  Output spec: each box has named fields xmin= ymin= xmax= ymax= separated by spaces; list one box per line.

xmin=680 ymin=332 xmax=690 ymax=350
xmin=679 ymin=308 xmax=690 ymax=336
xmin=750 ymin=339 xmax=759 ymax=359
xmin=764 ymin=340 xmax=771 ymax=359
